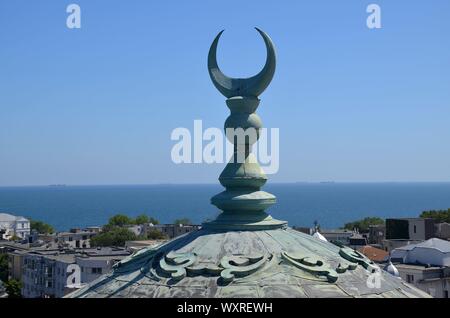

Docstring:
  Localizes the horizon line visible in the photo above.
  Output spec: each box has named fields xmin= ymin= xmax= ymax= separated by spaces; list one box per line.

xmin=1 ymin=181 xmax=450 ymax=188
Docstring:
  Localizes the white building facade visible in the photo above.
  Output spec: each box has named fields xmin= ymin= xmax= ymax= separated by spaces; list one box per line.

xmin=55 ymin=229 xmax=97 ymax=249
xmin=0 ymin=213 xmax=30 ymax=240
xmin=22 ymin=252 xmax=75 ymax=298
xmin=21 ymin=247 xmax=130 ymax=298
xmin=391 ymin=238 xmax=450 ymax=298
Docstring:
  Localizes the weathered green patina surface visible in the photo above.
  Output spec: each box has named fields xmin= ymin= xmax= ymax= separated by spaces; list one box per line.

xmin=205 ymin=28 xmax=286 ymax=231
xmin=67 ymin=29 xmax=431 ymax=298
xmin=67 ymin=228 xmax=430 ymax=298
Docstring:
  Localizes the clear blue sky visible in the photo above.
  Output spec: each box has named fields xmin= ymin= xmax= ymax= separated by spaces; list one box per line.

xmin=1 ymin=0 xmax=449 ymax=186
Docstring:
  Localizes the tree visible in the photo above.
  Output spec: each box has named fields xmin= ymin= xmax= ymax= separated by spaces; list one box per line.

xmin=107 ymin=214 xmax=134 ymax=227
xmin=134 ymin=214 xmax=149 ymax=225
xmin=146 ymin=229 xmax=167 ymax=240
xmin=90 ymin=227 xmax=137 ymax=247
xmin=147 ymin=217 xmax=159 ymax=225
xmin=343 ymin=217 xmax=384 ymax=233
xmin=30 ymin=220 xmax=54 ymax=234
xmin=133 ymin=215 xmax=159 ymax=225
xmin=174 ymin=218 xmax=191 ymax=225
xmin=4 ymin=279 xmax=22 ymax=298
xmin=0 ymin=254 xmax=8 ymax=282
xmin=420 ymin=209 xmax=450 ymax=223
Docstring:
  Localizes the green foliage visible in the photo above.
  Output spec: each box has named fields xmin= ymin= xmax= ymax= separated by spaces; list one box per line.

xmin=30 ymin=219 xmax=54 ymax=234
xmin=146 ymin=217 xmax=159 ymax=225
xmin=174 ymin=218 xmax=192 ymax=225
xmin=107 ymin=214 xmax=134 ymax=227
xmin=134 ymin=214 xmax=149 ymax=225
xmin=146 ymin=229 xmax=167 ymax=240
xmin=344 ymin=217 xmax=384 ymax=233
xmin=90 ymin=227 xmax=137 ymax=247
xmin=101 ymin=223 xmax=117 ymax=233
xmin=133 ymin=215 xmax=160 ymax=225
xmin=107 ymin=214 xmax=159 ymax=227
xmin=0 ymin=254 xmax=8 ymax=282
xmin=4 ymin=279 xmax=22 ymax=298
xmin=420 ymin=208 xmax=450 ymax=223
xmin=94 ymin=214 xmax=163 ymax=246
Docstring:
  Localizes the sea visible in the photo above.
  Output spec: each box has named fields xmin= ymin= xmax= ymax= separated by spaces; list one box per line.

xmin=0 ymin=183 xmax=450 ymax=232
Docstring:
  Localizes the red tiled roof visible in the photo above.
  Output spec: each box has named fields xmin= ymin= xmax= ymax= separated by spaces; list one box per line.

xmin=357 ymin=245 xmax=389 ymax=263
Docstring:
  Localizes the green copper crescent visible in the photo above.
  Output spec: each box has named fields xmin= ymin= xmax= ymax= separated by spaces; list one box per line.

xmin=208 ymin=27 xmax=276 ymax=98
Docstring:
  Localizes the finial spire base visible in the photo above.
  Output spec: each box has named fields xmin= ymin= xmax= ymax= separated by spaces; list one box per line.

xmin=203 ymin=211 xmax=287 ymax=231
xmin=205 ymin=97 xmax=286 ymax=231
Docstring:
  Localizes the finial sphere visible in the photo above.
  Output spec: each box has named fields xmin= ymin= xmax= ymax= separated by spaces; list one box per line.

xmin=207 ymin=28 xmax=277 ymax=98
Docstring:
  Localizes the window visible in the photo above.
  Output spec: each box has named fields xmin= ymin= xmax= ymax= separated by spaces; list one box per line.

xmin=445 ymin=290 xmax=449 ymax=299
xmin=92 ymin=267 xmax=102 ymax=274
xmin=414 ymin=225 xmax=417 ymax=234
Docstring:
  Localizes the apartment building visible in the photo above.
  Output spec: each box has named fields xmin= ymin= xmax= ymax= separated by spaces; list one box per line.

xmin=55 ymin=228 xmax=98 ymax=249
xmin=20 ymin=247 xmax=130 ymax=298
xmin=383 ymin=218 xmax=437 ymax=252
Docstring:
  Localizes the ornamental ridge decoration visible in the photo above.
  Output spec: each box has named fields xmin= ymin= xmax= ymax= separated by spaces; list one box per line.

xmin=113 ymin=246 xmax=378 ymax=284
xmin=338 ymin=246 xmax=378 ymax=273
xmin=124 ymin=250 xmax=274 ymax=283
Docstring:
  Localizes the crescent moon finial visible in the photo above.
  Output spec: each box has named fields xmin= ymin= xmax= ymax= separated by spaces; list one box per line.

xmin=207 ymin=27 xmax=277 ymax=98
